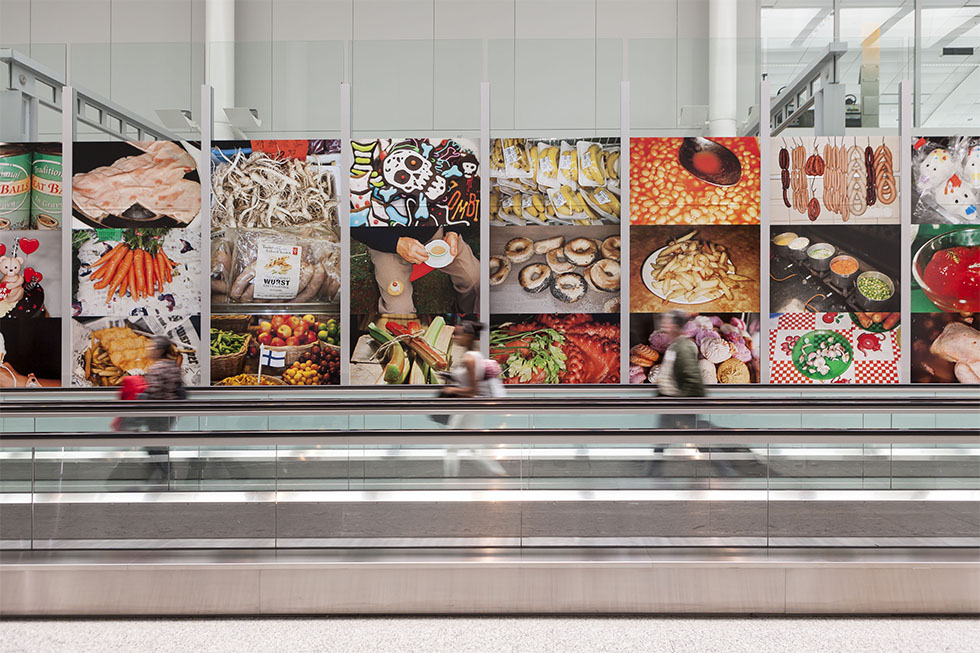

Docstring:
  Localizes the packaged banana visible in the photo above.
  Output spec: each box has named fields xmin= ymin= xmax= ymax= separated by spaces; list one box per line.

xmin=496 ymin=177 xmax=526 ymax=195
xmin=557 ymin=141 xmax=579 ymax=190
xmin=602 ymin=145 xmax=621 ymax=191
xmin=582 ymin=186 xmax=622 ymax=223
xmin=489 ymin=138 xmax=507 ymax=177
xmin=489 ymin=188 xmax=502 ymax=221
xmin=501 ymin=138 xmax=534 ymax=179
xmin=576 ymin=141 xmax=606 ymax=187
xmin=535 ymin=142 xmax=561 ymax=189
xmin=497 ymin=194 xmax=524 ymax=225
xmin=546 ymin=185 xmax=588 ymax=224
xmin=521 ymin=193 xmax=550 ymax=225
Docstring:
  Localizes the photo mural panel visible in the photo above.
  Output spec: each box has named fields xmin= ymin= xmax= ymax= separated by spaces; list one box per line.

xmin=350 ymin=138 xmax=480 ymax=227
xmin=489 ymin=138 xmax=621 ymax=226
xmin=910 ymin=223 xmax=979 ymax=385
xmin=71 ymin=141 xmax=202 ymax=230
xmin=911 ymin=136 xmax=979 ymax=225
xmin=487 ymin=137 xmax=623 ymax=383
xmin=489 ymin=314 xmax=620 ymax=385
xmin=0 ymin=317 xmax=61 ymax=387
xmin=629 ymin=313 xmax=760 ymax=385
xmin=351 ymin=225 xmax=480 ymax=316
xmin=770 ymin=137 xmax=899 ymax=225
xmin=770 ymin=225 xmax=901 ymax=315
xmin=209 ymin=139 xmax=342 ymax=386
xmin=349 ymin=313 xmax=469 ymax=386
xmin=0 ymin=142 xmax=62 ymax=230
xmin=212 ymin=313 xmax=340 ymax=387
xmin=630 ymin=137 xmax=760 ymax=225
xmin=72 ymin=228 xmax=200 ymax=317
xmin=490 ymin=225 xmax=620 ymax=315
xmin=630 ymin=225 xmax=760 ymax=314
xmin=769 ymin=312 xmax=899 ymax=385
xmin=71 ymin=315 xmax=201 ymax=388
xmin=1 ymin=231 xmax=61 ymax=318
xmin=1 ymin=143 xmax=64 ymax=387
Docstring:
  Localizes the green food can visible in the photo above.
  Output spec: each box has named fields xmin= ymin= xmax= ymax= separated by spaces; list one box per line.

xmin=31 ymin=145 xmax=63 ymax=229
xmin=0 ymin=144 xmax=32 ymax=229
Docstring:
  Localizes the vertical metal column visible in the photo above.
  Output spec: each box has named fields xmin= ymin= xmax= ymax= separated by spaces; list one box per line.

xmin=899 ymin=80 xmax=912 ymax=383
xmin=339 ymin=82 xmax=352 ymax=385
xmin=913 ymin=1 xmax=921 ymax=129
xmin=199 ymin=85 xmax=213 ymax=386
xmin=619 ymin=81 xmax=630 ymax=386
xmin=759 ymin=79 xmax=772 ymax=384
xmin=479 ymin=82 xmax=490 ymax=359
xmin=59 ymin=87 xmax=76 ymax=386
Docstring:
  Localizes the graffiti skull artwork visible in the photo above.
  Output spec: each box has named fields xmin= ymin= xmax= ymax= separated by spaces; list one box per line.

xmin=350 ymin=138 xmax=480 ymax=227
xmin=383 ymin=149 xmax=434 ymax=195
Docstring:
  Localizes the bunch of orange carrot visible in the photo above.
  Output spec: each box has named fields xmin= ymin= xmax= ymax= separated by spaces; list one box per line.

xmin=88 ymin=238 xmax=178 ymax=304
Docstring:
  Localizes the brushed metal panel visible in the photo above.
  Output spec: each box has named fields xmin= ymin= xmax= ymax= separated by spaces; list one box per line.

xmin=0 ymin=568 xmax=261 ymax=615
xmin=255 ymin=566 xmax=786 ymax=614
xmin=784 ymin=567 xmax=980 ymax=614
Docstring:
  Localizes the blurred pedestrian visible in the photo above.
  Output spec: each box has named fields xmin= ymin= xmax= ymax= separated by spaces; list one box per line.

xmin=440 ymin=321 xmax=506 ymax=477
xmin=141 ymin=336 xmax=185 ymax=482
xmin=657 ymin=310 xmax=705 ymax=400
xmin=111 ymin=374 xmax=147 ymax=432
xmin=650 ymin=310 xmax=704 ymax=476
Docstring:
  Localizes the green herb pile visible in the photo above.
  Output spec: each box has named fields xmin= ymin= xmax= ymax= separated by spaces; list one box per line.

xmin=489 ymin=327 xmax=566 ymax=384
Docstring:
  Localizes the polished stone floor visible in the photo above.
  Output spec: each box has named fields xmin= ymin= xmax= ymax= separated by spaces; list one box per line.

xmin=1 ymin=617 xmax=978 ymax=653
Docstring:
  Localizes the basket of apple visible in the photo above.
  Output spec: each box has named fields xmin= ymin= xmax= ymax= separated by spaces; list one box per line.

xmin=253 ymin=314 xmax=340 ymax=367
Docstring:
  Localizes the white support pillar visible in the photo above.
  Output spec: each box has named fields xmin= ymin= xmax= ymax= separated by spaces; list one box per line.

xmin=708 ymin=0 xmax=738 ymax=136
xmin=205 ymin=0 xmax=236 ymax=140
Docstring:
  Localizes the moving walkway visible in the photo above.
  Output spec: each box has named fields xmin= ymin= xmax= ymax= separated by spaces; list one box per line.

xmin=1 ymin=385 xmax=978 ymax=614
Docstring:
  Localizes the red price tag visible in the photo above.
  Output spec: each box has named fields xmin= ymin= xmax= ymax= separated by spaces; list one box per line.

xmin=250 ymin=140 xmax=308 ymax=160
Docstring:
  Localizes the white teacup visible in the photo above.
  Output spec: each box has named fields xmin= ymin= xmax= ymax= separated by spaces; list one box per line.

xmin=425 ymin=239 xmax=454 ymax=268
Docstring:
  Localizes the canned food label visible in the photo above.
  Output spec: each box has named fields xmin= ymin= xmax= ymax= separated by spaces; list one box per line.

xmin=0 ymin=152 xmax=32 ymax=228
xmin=31 ymin=154 xmax=62 ymax=227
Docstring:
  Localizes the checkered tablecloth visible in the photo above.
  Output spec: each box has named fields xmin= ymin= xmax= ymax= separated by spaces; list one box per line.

xmin=769 ymin=313 xmax=900 ymax=384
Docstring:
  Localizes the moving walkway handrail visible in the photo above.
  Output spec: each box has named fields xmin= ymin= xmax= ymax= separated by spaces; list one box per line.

xmin=1 ymin=395 xmax=978 ymax=417
xmin=2 ymin=427 xmax=978 ymax=447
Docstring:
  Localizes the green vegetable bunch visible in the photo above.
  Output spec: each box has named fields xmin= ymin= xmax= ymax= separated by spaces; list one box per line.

xmin=211 ymin=328 xmax=248 ymax=356
xmin=489 ymin=327 xmax=566 ymax=384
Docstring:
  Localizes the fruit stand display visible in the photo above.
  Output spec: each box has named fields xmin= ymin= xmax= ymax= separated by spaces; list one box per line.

xmin=210 ymin=312 xmax=340 ymax=385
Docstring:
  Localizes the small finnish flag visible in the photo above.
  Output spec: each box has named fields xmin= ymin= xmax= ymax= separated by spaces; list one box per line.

xmin=259 ymin=345 xmax=286 ymax=368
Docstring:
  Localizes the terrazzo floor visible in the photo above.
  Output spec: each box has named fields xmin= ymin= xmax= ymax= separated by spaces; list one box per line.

xmin=2 ymin=616 xmax=978 ymax=653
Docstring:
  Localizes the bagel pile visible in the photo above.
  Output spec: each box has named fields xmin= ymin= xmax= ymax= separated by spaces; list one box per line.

xmin=491 ymin=234 xmax=621 ymax=306
xmin=489 ymin=138 xmax=622 ymax=226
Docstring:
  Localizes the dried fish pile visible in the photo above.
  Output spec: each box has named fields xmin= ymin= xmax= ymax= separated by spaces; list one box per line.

xmin=211 ymin=151 xmax=338 ymax=229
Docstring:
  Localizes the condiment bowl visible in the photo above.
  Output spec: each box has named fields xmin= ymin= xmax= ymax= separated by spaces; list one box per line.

xmin=912 ymin=227 xmax=980 ymax=312
xmin=805 ymin=242 xmax=835 ymax=272
xmin=829 ymin=254 xmax=859 ymax=290
xmin=772 ymin=231 xmax=797 ymax=260
xmin=856 ymin=271 xmax=895 ymax=310
xmin=788 ymin=237 xmax=810 ymax=262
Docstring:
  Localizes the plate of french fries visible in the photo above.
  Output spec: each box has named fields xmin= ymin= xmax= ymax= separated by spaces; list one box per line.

xmin=642 ymin=229 xmax=752 ymax=304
